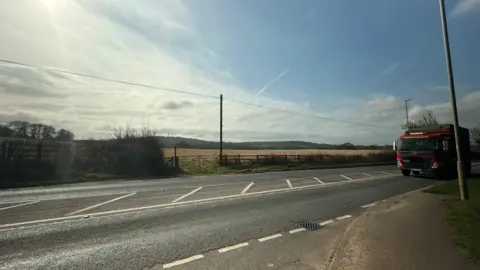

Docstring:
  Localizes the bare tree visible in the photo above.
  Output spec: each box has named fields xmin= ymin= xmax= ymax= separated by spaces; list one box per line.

xmin=41 ymin=125 xmax=56 ymax=139
xmin=110 ymin=124 xmax=156 ymax=140
xmin=56 ymin=129 xmax=75 ymax=141
xmin=140 ymin=126 xmax=157 ymax=138
xmin=0 ymin=125 xmax=13 ymax=137
xmin=29 ymin=124 xmax=42 ymax=139
xmin=402 ymin=110 xmax=439 ymax=130
xmin=7 ymin=121 xmax=30 ymax=138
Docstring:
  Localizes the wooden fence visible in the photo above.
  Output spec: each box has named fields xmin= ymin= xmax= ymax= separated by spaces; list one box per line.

xmin=219 ymin=153 xmax=396 ymax=167
xmin=0 ymin=137 xmax=72 ymax=163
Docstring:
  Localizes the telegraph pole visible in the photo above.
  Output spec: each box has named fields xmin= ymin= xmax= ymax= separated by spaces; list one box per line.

xmin=405 ymin=99 xmax=412 ymax=129
xmin=219 ymin=94 xmax=223 ymax=165
xmin=439 ymin=0 xmax=468 ymax=200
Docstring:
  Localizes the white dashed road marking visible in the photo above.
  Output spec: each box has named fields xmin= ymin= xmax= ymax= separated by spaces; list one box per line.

xmin=0 ymin=201 xmax=39 ymax=211
xmin=162 ymin=254 xmax=204 ymax=269
xmin=289 ymin=228 xmax=306 ymax=234
xmin=362 ymin=173 xmax=372 ymax=177
xmin=218 ymin=242 xmax=249 ymax=253
xmin=340 ymin=175 xmax=352 ymax=181
xmin=66 ymin=193 xmax=136 ymax=216
xmin=319 ymin=219 xmax=334 ymax=226
xmin=361 ymin=202 xmax=376 ymax=208
xmin=241 ymin=182 xmax=255 ymax=194
xmin=1 ymin=174 xmax=397 ymax=230
xmin=258 ymin=234 xmax=282 ymax=242
xmin=336 ymin=215 xmax=352 ymax=220
xmin=172 ymin=187 xmax=203 ymax=203
xmin=286 ymin=179 xmax=293 ymax=188
xmin=313 ymin=177 xmax=324 ymax=184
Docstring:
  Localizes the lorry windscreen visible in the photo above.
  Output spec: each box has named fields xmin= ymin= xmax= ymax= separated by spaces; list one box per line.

xmin=398 ymin=137 xmax=437 ymax=152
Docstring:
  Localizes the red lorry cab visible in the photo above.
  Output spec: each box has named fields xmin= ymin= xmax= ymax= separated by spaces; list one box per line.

xmin=394 ymin=124 xmax=471 ymax=179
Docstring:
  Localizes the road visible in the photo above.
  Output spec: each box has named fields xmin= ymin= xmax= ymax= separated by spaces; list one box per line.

xmin=1 ymin=165 xmax=473 ymax=269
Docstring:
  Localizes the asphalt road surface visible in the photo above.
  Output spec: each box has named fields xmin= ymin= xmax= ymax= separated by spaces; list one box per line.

xmin=1 ymin=164 xmax=477 ymax=269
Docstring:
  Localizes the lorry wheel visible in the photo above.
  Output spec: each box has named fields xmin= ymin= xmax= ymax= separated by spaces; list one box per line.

xmin=401 ymin=170 xmax=410 ymax=176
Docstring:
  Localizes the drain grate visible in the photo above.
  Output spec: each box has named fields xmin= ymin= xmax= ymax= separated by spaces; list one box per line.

xmin=296 ymin=221 xmax=321 ymax=231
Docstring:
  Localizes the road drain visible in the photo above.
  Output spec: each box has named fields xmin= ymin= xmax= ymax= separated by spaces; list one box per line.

xmin=296 ymin=221 xmax=321 ymax=231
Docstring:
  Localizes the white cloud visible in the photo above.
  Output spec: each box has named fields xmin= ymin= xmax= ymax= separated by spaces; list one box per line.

xmin=0 ymin=1 xmax=478 ymax=145
xmin=452 ymin=0 xmax=480 ymax=17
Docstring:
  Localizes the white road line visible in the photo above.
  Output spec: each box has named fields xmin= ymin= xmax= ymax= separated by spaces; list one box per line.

xmin=340 ymin=175 xmax=352 ymax=181
xmin=241 ymin=182 xmax=255 ymax=194
xmin=0 ymin=201 xmax=39 ymax=211
xmin=258 ymin=233 xmax=282 ymax=242
xmin=163 ymin=254 xmax=204 ymax=269
xmin=66 ymin=193 xmax=136 ymax=216
xmin=192 ymin=176 xmax=206 ymax=179
xmin=319 ymin=219 xmax=334 ymax=226
xmin=336 ymin=215 xmax=352 ymax=220
xmin=362 ymin=173 xmax=372 ymax=177
xmin=218 ymin=242 xmax=249 ymax=253
xmin=289 ymin=228 xmax=306 ymax=234
xmin=313 ymin=177 xmax=324 ymax=184
xmin=361 ymin=202 xmax=376 ymax=208
xmin=0 ymin=174 xmax=399 ymax=230
xmin=380 ymin=171 xmax=396 ymax=175
xmin=172 ymin=187 xmax=203 ymax=203
xmin=286 ymin=179 xmax=293 ymax=188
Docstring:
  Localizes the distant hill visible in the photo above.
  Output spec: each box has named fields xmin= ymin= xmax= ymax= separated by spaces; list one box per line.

xmin=156 ymin=136 xmax=390 ymax=150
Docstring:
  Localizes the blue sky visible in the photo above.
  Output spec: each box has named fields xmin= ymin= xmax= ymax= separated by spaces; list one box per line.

xmin=0 ymin=0 xmax=479 ymax=144
xmin=186 ymin=0 xmax=480 ymax=107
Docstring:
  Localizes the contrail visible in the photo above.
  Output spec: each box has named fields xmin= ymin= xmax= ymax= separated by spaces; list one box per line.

xmin=256 ymin=68 xmax=289 ymax=96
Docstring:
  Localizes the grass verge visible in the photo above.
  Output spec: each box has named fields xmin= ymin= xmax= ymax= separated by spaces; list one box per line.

xmin=179 ymin=158 xmax=395 ymax=175
xmin=424 ymin=177 xmax=480 ymax=264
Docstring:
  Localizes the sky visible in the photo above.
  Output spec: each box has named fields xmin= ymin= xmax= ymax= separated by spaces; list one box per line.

xmin=0 ymin=0 xmax=479 ymax=145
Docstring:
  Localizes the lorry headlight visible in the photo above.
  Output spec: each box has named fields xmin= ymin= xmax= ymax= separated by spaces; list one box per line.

xmin=397 ymin=160 xmax=403 ymax=168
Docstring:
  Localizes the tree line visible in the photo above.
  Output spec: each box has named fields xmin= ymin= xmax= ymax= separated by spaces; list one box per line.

xmin=0 ymin=120 xmax=75 ymax=141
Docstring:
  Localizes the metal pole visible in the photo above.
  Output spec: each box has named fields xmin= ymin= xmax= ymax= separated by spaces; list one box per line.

xmin=219 ymin=94 xmax=223 ymax=165
xmin=174 ymin=144 xmax=177 ymax=168
xmin=439 ymin=0 xmax=468 ymax=200
xmin=405 ymin=99 xmax=412 ymax=129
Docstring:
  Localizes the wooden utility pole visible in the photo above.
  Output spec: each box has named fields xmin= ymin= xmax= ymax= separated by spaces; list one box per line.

xmin=219 ymin=94 xmax=223 ymax=165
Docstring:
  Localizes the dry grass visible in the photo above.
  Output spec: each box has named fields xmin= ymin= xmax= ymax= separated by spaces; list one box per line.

xmin=163 ymin=148 xmax=391 ymax=157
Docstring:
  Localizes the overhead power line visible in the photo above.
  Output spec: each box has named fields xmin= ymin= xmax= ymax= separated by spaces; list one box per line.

xmin=224 ymin=98 xmax=390 ymax=128
xmin=1 ymin=59 xmax=393 ymax=128
xmin=0 ymin=59 xmax=219 ymax=99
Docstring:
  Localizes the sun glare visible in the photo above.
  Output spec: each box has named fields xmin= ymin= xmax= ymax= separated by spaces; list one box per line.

xmin=41 ymin=0 xmax=58 ymax=7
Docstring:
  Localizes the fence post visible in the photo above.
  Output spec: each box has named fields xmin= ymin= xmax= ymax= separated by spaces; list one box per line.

xmin=297 ymin=154 xmax=300 ymax=163
xmin=0 ymin=142 xmax=6 ymax=162
xmin=37 ymin=143 xmax=43 ymax=163
xmin=175 ymin=157 xmax=179 ymax=169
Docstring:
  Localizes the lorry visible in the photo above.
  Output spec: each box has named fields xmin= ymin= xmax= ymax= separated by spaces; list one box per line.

xmin=393 ymin=124 xmax=471 ymax=179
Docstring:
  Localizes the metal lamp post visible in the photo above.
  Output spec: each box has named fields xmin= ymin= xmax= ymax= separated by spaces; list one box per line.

xmin=405 ymin=99 xmax=412 ymax=129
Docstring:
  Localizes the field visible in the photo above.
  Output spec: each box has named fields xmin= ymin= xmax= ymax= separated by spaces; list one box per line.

xmin=163 ymin=148 xmax=391 ymax=157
